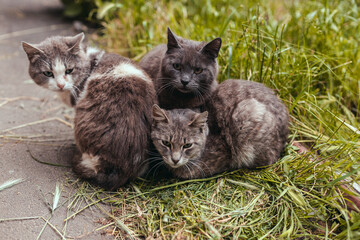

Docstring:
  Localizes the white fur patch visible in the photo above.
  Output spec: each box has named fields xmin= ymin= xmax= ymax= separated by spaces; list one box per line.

xmin=77 ymin=62 xmax=150 ymax=103
xmin=113 ymin=62 xmax=151 ymax=82
xmin=80 ymin=153 xmax=100 ymax=173
xmin=49 ymin=58 xmax=73 ymax=105
xmin=237 ymin=144 xmax=255 ymax=168
xmin=51 ymin=58 xmax=69 ymax=90
xmin=231 ymin=98 xmax=268 ymax=168
xmin=53 ymin=58 xmax=66 ymax=79
xmin=249 ymin=99 xmax=267 ymax=120
xmin=86 ymin=46 xmax=100 ymax=56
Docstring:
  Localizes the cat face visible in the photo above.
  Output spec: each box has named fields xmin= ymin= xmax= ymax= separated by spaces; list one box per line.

xmin=22 ymin=33 xmax=90 ymax=94
xmin=160 ymin=28 xmax=221 ymax=97
xmin=151 ymin=104 xmax=209 ymax=169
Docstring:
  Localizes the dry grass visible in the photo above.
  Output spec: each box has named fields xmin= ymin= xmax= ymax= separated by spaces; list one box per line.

xmin=3 ymin=0 xmax=359 ymax=238
xmin=56 ymin=0 xmax=360 ymax=238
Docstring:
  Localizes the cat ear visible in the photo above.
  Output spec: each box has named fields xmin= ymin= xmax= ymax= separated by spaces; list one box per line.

xmin=167 ymin=27 xmax=180 ymax=52
xmin=200 ymin=38 xmax=222 ymax=59
xmin=188 ymin=111 xmax=208 ymax=128
xmin=67 ymin=33 xmax=85 ymax=53
xmin=152 ymin=104 xmax=170 ymax=124
xmin=22 ymin=42 xmax=44 ymax=60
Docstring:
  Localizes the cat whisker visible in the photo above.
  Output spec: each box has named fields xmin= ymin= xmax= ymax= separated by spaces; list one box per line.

xmin=146 ymin=156 xmax=163 ymax=161
xmin=70 ymin=85 xmax=82 ymax=100
xmin=70 ymin=88 xmax=78 ymax=99
xmin=157 ymin=77 xmax=173 ymax=81
xmin=194 ymin=89 xmax=205 ymax=106
xmin=139 ymin=157 xmax=162 ymax=169
xmin=189 ymin=160 xmax=207 ymax=178
xmin=158 ymin=82 xmax=176 ymax=97
xmin=145 ymin=148 xmax=160 ymax=154
xmin=189 ymin=161 xmax=204 ymax=178
xmin=193 ymin=88 xmax=207 ymax=106
xmin=168 ymin=84 xmax=177 ymax=96
xmin=143 ymin=158 xmax=162 ymax=165
xmin=146 ymin=161 xmax=165 ymax=178
xmin=156 ymin=82 xmax=174 ymax=95
xmin=73 ymin=84 xmax=82 ymax=94
xmin=199 ymin=85 xmax=212 ymax=99
xmin=146 ymin=152 xmax=161 ymax=158
xmin=196 ymin=160 xmax=211 ymax=178
xmin=183 ymin=163 xmax=194 ymax=179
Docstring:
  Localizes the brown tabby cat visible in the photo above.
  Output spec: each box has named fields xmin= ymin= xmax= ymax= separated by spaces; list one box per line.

xmin=139 ymin=28 xmax=222 ymax=109
xmin=151 ymin=105 xmax=231 ymax=179
xmin=73 ymin=53 xmax=157 ymax=190
xmin=151 ymin=80 xmax=289 ymax=179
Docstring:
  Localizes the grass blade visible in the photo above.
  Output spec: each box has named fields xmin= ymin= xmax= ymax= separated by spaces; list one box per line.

xmin=0 ymin=178 xmax=23 ymax=191
xmin=52 ymin=183 xmax=61 ymax=213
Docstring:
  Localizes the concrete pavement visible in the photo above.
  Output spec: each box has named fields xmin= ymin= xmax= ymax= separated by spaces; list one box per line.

xmin=0 ymin=0 xmax=111 ymax=239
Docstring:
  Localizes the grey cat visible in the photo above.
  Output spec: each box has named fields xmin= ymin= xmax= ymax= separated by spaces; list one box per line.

xmin=22 ymin=33 xmax=104 ymax=106
xmin=22 ymin=33 xmax=103 ymax=107
xmin=151 ymin=104 xmax=231 ymax=179
xmin=151 ymin=80 xmax=289 ymax=179
xmin=139 ymin=28 xmax=222 ymax=109
xmin=205 ymin=79 xmax=289 ymax=169
xmin=23 ymin=33 xmax=157 ymax=190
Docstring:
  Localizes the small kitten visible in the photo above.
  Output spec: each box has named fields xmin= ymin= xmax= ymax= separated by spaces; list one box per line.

xmin=139 ymin=28 xmax=222 ymax=109
xmin=205 ymin=79 xmax=289 ymax=168
xmin=151 ymin=105 xmax=231 ymax=179
xmin=22 ymin=33 xmax=103 ymax=106
xmin=73 ymin=54 xmax=157 ymax=190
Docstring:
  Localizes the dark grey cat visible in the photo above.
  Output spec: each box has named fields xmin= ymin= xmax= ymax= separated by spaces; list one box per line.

xmin=23 ymin=33 xmax=157 ymax=190
xmin=22 ymin=33 xmax=102 ymax=106
xmin=151 ymin=80 xmax=289 ymax=179
xmin=139 ymin=28 xmax=222 ymax=109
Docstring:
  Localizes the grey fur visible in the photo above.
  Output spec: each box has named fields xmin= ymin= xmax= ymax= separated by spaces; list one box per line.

xmin=151 ymin=105 xmax=231 ymax=179
xmin=22 ymin=33 xmax=103 ymax=106
xmin=205 ymin=79 xmax=289 ymax=168
xmin=73 ymin=54 xmax=157 ymax=190
xmin=23 ymin=34 xmax=157 ymax=190
xmin=139 ymin=28 xmax=222 ymax=109
xmin=151 ymin=80 xmax=289 ymax=179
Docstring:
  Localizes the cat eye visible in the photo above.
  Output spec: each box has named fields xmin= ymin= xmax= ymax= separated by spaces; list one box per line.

xmin=65 ymin=68 xmax=73 ymax=74
xmin=173 ymin=63 xmax=181 ymax=71
xmin=194 ymin=68 xmax=203 ymax=74
xmin=43 ymin=71 xmax=54 ymax=77
xmin=183 ymin=143 xmax=193 ymax=149
xmin=161 ymin=140 xmax=171 ymax=147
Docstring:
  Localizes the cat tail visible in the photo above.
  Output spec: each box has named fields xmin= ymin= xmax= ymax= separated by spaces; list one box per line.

xmin=72 ymin=154 xmax=148 ymax=191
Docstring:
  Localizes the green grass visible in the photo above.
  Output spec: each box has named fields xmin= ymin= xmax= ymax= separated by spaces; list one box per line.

xmin=63 ymin=0 xmax=360 ymax=238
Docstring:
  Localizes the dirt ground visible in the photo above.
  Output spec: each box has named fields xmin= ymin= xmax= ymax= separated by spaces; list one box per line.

xmin=0 ymin=0 xmax=112 ymax=239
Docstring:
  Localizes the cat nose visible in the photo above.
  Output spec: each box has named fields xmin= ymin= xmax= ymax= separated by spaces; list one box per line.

xmin=57 ymin=83 xmax=65 ymax=89
xmin=172 ymin=158 xmax=180 ymax=164
xmin=181 ymin=79 xmax=190 ymax=86
xmin=171 ymin=152 xmax=181 ymax=165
